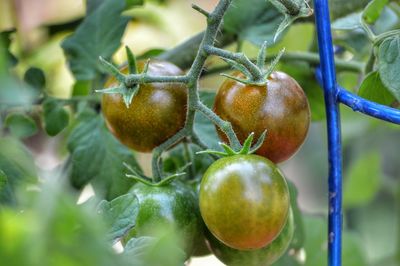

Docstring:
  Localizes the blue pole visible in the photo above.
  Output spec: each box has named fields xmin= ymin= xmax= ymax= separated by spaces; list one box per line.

xmin=337 ymin=87 xmax=400 ymax=124
xmin=314 ymin=0 xmax=343 ymax=265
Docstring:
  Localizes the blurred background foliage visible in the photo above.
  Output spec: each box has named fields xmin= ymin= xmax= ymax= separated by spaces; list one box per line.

xmin=0 ymin=0 xmax=399 ymax=265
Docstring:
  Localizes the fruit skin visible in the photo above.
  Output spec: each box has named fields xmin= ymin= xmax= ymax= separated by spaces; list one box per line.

xmin=206 ymin=208 xmax=294 ymax=266
xmin=199 ymin=154 xmax=290 ymax=250
xmin=129 ymin=181 xmax=203 ymax=256
xmin=102 ymin=60 xmax=187 ymax=152
xmin=190 ymin=179 xmax=212 ymax=257
xmin=214 ymin=71 xmax=310 ymax=163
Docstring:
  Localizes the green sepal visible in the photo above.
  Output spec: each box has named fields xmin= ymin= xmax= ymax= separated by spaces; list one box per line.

xmin=95 ymin=85 xmax=125 ymax=94
xmin=122 ymin=85 xmax=139 ymax=108
xmin=142 ymin=59 xmax=151 ymax=74
xmin=238 ymin=132 xmax=254 ymax=154
xmin=196 ymin=132 xmax=267 ymax=157
xmin=263 ymin=48 xmax=285 ymax=80
xmin=97 ymin=55 xmax=142 ymax=107
xmin=249 ymin=130 xmax=267 ymax=154
xmin=220 ymin=73 xmax=251 ymax=84
xmin=125 ymin=46 xmax=138 ymax=75
xmin=95 ymin=84 xmax=140 ymax=108
xmin=256 ymin=41 xmax=268 ymax=69
xmin=221 ymin=45 xmax=286 ymax=87
xmin=124 ymin=162 xmax=188 ymax=187
xmin=99 ymin=56 xmax=125 ymax=83
xmin=221 ymin=58 xmax=252 ymax=78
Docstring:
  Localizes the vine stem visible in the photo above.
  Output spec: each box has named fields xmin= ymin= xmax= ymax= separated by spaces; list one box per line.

xmin=125 ymin=74 xmax=189 ymax=87
xmin=203 ymin=45 xmax=264 ymax=81
xmin=147 ymin=0 xmax=242 ymax=181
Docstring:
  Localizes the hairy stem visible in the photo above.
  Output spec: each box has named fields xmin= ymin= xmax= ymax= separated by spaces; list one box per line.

xmin=125 ymin=74 xmax=189 ymax=87
xmin=196 ymin=102 xmax=241 ymax=151
xmin=149 ymin=0 xmax=241 ymax=181
xmin=151 ymin=128 xmax=187 ymax=182
xmin=204 ymin=45 xmax=264 ymax=81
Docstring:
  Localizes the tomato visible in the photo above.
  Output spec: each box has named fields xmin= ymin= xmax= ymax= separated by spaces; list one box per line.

xmin=102 ymin=60 xmax=187 ymax=152
xmin=129 ymin=181 xmax=203 ymax=256
xmin=214 ymin=71 xmax=310 ymax=163
xmin=206 ymin=208 xmax=294 ymax=266
xmin=189 ymin=179 xmax=212 ymax=257
xmin=199 ymin=154 xmax=290 ymax=250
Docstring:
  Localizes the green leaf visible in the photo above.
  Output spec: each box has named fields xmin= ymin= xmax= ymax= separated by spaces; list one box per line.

xmin=43 ymin=99 xmax=70 ymax=136
xmin=362 ymin=0 xmax=389 ymax=24
xmin=61 ymin=0 xmax=130 ymax=80
xmin=137 ymin=48 xmax=166 ymax=60
xmin=124 ymin=234 xmax=186 ymax=266
xmin=97 ymin=193 xmax=139 ymax=242
xmin=331 ymin=12 xmax=362 ymax=30
xmin=287 ymin=180 xmax=305 ymax=250
xmin=335 ymin=31 xmax=371 ymax=58
xmin=5 ymin=113 xmax=38 ymax=138
xmin=0 ymin=137 xmax=37 ymax=204
xmin=0 ymin=169 xmax=7 ymax=193
xmin=378 ymin=36 xmax=400 ymax=102
xmin=343 ymin=152 xmax=381 ymax=208
xmin=72 ymin=80 xmax=92 ymax=96
xmin=23 ymin=67 xmax=45 ymax=91
xmin=67 ymin=109 xmax=141 ymax=200
xmin=358 ymin=71 xmax=395 ymax=106
xmin=223 ymin=0 xmax=284 ymax=45
xmin=125 ymin=0 xmax=144 ymax=9
xmin=354 ymin=196 xmax=398 ymax=262
xmin=194 ymin=91 xmax=220 ymax=149
xmin=0 ymin=30 xmax=17 ymax=67
xmin=0 ymin=183 xmax=127 ymax=266
xmin=163 ymin=143 xmax=214 ymax=181
xmin=330 ymin=0 xmax=371 ymax=20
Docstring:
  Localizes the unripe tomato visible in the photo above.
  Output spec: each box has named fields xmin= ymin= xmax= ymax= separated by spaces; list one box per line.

xmin=206 ymin=208 xmax=294 ymax=266
xmin=102 ymin=60 xmax=187 ymax=152
xmin=129 ymin=181 xmax=203 ymax=256
xmin=199 ymin=154 xmax=290 ymax=250
xmin=214 ymin=71 xmax=310 ymax=163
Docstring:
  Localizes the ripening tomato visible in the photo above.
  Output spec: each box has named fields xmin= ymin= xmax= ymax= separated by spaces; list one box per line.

xmin=102 ymin=60 xmax=187 ymax=152
xmin=206 ymin=208 xmax=294 ymax=266
xmin=199 ymin=154 xmax=290 ymax=250
xmin=214 ymin=71 xmax=310 ymax=163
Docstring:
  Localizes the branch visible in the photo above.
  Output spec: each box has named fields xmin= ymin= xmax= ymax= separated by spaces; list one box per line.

xmin=125 ymin=74 xmax=189 ymax=87
xmin=203 ymin=45 xmax=264 ymax=82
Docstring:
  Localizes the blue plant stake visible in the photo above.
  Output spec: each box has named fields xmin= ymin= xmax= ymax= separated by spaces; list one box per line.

xmin=314 ymin=0 xmax=400 ymax=265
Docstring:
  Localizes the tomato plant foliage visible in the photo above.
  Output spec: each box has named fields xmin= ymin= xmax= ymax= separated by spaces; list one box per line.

xmin=0 ymin=0 xmax=399 ymax=265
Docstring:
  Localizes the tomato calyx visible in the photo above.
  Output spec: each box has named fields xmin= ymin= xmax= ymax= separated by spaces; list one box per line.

xmin=222 ymin=42 xmax=285 ymax=87
xmin=197 ymin=131 xmax=266 ymax=157
xmin=124 ymin=162 xmax=190 ymax=187
xmin=97 ymin=46 xmax=147 ymax=108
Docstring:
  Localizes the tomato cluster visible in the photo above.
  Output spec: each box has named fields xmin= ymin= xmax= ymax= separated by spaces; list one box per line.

xmin=102 ymin=60 xmax=309 ymax=263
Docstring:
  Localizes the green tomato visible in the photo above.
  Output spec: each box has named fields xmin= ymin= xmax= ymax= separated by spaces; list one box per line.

xmin=189 ymin=179 xmax=212 ymax=257
xmin=199 ymin=154 xmax=290 ymax=250
xmin=206 ymin=208 xmax=295 ymax=266
xmin=129 ymin=181 xmax=203 ymax=256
